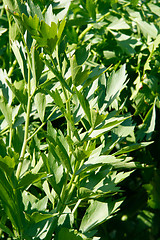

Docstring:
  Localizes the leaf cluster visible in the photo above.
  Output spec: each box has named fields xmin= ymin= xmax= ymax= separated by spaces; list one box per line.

xmin=0 ymin=0 xmax=160 ymax=239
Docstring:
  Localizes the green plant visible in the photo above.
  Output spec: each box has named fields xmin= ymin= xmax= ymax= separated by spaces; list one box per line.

xmin=0 ymin=0 xmax=159 ymax=239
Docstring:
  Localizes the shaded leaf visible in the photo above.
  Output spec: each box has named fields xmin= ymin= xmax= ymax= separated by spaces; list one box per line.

xmin=76 ymin=89 xmax=91 ymax=125
xmin=137 ymin=102 xmax=156 ymax=141
xmin=58 ymin=228 xmax=85 ymax=240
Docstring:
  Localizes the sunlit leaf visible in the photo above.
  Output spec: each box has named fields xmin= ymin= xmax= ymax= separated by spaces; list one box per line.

xmin=34 ymin=92 xmax=46 ymax=122
xmin=0 ymin=94 xmax=12 ymax=128
xmin=80 ymin=199 xmax=122 ymax=233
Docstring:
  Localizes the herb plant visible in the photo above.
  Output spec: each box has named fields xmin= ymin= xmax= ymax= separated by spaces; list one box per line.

xmin=0 ymin=0 xmax=159 ymax=239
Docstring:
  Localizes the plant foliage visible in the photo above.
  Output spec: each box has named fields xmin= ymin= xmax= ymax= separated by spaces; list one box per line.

xmin=0 ymin=0 xmax=160 ymax=239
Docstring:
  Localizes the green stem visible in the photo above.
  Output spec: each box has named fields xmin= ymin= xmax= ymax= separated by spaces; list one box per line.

xmin=58 ymin=156 xmax=84 ymax=214
xmin=58 ymin=171 xmax=69 ymax=211
xmin=49 ymin=54 xmax=72 ymax=137
xmin=9 ymin=127 xmax=12 ymax=148
xmin=79 ymin=12 xmax=110 ymax=40
xmin=72 ymin=199 xmax=82 ymax=214
xmin=79 ymin=2 xmax=130 ymax=41
xmin=62 ymin=84 xmax=72 ymax=137
xmin=27 ymin=106 xmax=59 ymax=142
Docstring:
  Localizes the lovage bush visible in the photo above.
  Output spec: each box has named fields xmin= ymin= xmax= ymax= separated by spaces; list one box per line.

xmin=0 ymin=0 xmax=159 ymax=239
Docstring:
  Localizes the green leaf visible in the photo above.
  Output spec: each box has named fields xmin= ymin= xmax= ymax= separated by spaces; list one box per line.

xmin=3 ymin=0 xmax=18 ymax=12
xmin=113 ymin=142 xmax=153 ymax=156
xmin=0 ymin=94 xmax=12 ymax=128
xmin=0 ymin=168 xmax=26 ymax=233
xmin=58 ymin=228 xmax=85 ymax=240
xmin=48 ymin=89 xmax=66 ymax=116
xmin=83 ymin=66 xmax=106 ymax=89
xmin=5 ymin=79 xmax=27 ymax=111
xmin=0 ymin=27 xmax=7 ymax=36
xmin=44 ymin=58 xmax=72 ymax=93
xmin=135 ymin=19 xmax=157 ymax=39
xmin=45 ymin=4 xmax=56 ymax=26
xmin=4 ymin=0 xmax=27 ymax=36
xmin=41 ymin=21 xmax=57 ymax=40
xmin=35 ymin=21 xmax=58 ymax=54
xmin=32 ymin=196 xmax=48 ymax=211
xmin=148 ymin=3 xmax=160 ymax=16
xmin=22 ymin=14 xmax=58 ymax=54
xmin=89 ymin=116 xmax=129 ymax=139
xmin=52 ymin=0 xmax=72 ymax=22
xmin=18 ymin=172 xmax=47 ymax=190
xmin=0 ymin=155 xmax=16 ymax=172
xmin=105 ymin=64 xmax=128 ymax=107
xmin=70 ymin=54 xmax=81 ymax=82
xmin=70 ymin=54 xmax=90 ymax=86
xmin=22 ymin=13 xmax=40 ymax=36
xmin=42 ymin=180 xmax=54 ymax=204
xmin=11 ymin=41 xmax=28 ymax=82
xmin=27 ymin=0 xmax=43 ymax=21
xmin=86 ymin=0 xmax=96 ymax=21
xmin=91 ymin=109 xmax=106 ymax=129
xmin=74 ymin=69 xmax=90 ymax=87
xmin=80 ymin=199 xmax=122 ymax=233
xmin=75 ymin=89 xmax=91 ymax=125
xmin=58 ymin=18 xmax=66 ymax=42
xmin=0 ymin=69 xmax=12 ymax=105
xmin=31 ymin=46 xmax=44 ymax=91
xmin=34 ymin=92 xmax=46 ymax=122
xmin=49 ymin=141 xmax=72 ymax=174
xmin=0 ymin=139 xmax=7 ymax=157
xmin=0 ymin=222 xmax=14 ymax=237
xmin=29 ymin=212 xmax=58 ymax=224
xmin=137 ymin=102 xmax=156 ymax=141
xmin=76 ymin=155 xmax=120 ymax=175
xmin=75 ymin=46 xmax=89 ymax=66
xmin=114 ymin=33 xmax=137 ymax=55
xmin=108 ymin=18 xmax=130 ymax=30
xmin=41 ymin=152 xmax=62 ymax=196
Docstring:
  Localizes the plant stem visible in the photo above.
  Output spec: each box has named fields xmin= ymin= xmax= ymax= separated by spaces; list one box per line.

xmin=27 ymin=106 xmax=59 ymax=142
xmin=79 ymin=2 xmax=130 ymax=40
xmin=49 ymin=54 xmax=72 ymax=137
xmin=79 ymin=12 xmax=111 ymax=40
xmin=9 ymin=127 xmax=12 ymax=148
xmin=62 ymin=84 xmax=72 ymax=137
xmin=72 ymin=199 xmax=82 ymax=214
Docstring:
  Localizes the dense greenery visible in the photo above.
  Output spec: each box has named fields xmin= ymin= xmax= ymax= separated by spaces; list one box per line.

xmin=0 ymin=0 xmax=160 ymax=239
